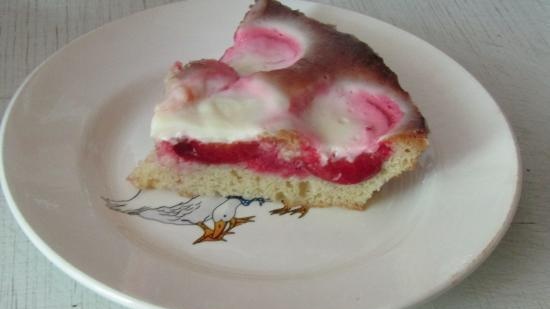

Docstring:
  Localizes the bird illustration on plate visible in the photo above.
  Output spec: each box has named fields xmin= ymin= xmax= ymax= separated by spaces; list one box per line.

xmin=102 ymin=190 xmax=268 ymax=244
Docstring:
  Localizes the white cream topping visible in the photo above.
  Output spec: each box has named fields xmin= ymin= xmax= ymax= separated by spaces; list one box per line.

xmin=151 ymin=77 xmax=290 ymax=143
xmin=302 ymin=80 xmax=410 ymax=162
xmin=152 ymin=77 xmax=409 ymax=163
xmin=303 ymin=90 xmax=365 ymax=161
xmin=151 ymin=19 xmax=414 ymax=163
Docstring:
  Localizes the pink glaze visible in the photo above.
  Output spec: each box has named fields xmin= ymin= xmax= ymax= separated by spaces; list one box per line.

xmin=294 ymin=83 xmax=405 ymax=158
xmin=351 ymin=92 xmax=404 ymax=130
xmin=176 ymin=60 xmax=239 ymax=98
xmin=349 ymin=91 xmax=404 ymax=150
xmin=221 ymin=27 xmax=303 ymax=73
xmin=157 ymin=60 xmax=240 ymax=112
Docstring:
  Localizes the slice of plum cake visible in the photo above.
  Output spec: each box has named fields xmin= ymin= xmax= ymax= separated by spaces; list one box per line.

xmin=128 ymin=0 xmax=428 ymax=210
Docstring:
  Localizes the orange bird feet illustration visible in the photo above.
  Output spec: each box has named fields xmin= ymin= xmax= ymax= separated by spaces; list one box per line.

xmin=193 ymin=216 xmax=256 ymax=244
xmin=270 ymin=202 xmax=309 ymax=218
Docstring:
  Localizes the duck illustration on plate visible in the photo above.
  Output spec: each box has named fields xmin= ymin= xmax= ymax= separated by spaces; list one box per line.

xmin=103 ymin=190 xmax=304 ymax=244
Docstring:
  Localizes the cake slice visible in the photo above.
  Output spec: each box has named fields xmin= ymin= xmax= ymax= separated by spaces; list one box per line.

xmin=128 ymin=0 xmax=428 ymax=210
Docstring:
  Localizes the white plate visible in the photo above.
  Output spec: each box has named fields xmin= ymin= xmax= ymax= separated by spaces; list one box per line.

xmin=0 ymin=0 xmax=521 ymax=308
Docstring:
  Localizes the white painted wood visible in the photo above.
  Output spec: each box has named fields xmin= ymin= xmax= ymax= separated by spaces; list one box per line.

xmin=0 ymin=0 xmax=548 ymax=308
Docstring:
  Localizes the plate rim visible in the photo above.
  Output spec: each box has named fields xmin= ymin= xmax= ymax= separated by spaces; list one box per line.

xmin=0 ymin=0 xmax=523 ymax=308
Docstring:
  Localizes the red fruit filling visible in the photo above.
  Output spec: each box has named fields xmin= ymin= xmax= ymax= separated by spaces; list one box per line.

xmin=159 ymin=139 xmax=392 ymax=185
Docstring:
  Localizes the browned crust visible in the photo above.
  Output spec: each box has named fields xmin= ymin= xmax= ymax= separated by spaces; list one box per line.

xmin=229 ymin=0 xmax=428 ymax=135
xmin=243 ymin=1 xmax=399 ymax=91
xmin=388 ymin=130 xmax=430 ymax=148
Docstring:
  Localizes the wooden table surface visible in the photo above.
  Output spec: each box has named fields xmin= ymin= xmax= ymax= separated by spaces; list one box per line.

xmin=1 ymin=0 xmax=549 ymax=308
